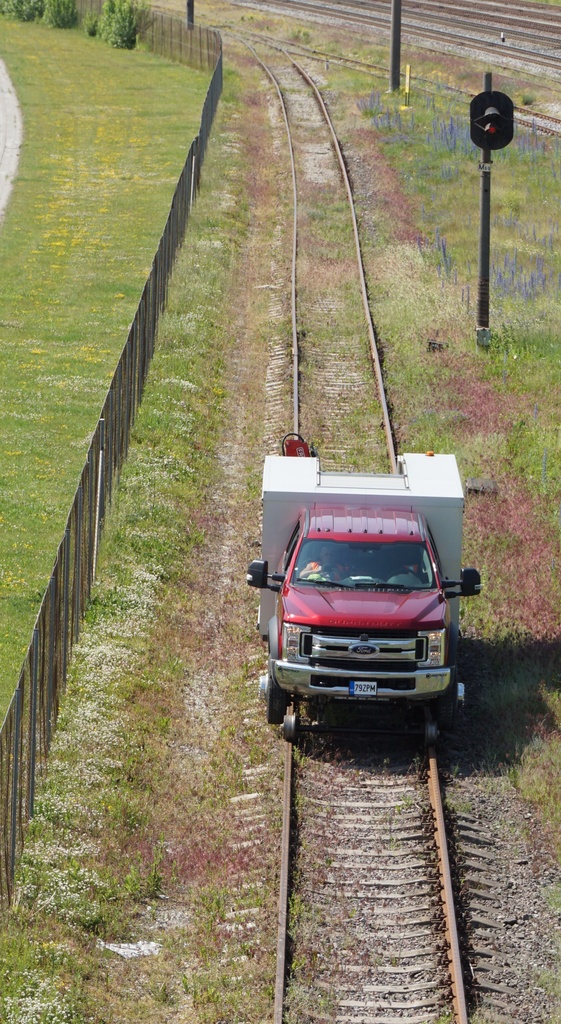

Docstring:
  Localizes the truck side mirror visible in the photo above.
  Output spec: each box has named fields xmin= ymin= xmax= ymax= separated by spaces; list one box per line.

xmin=460 ymin=567 xmax=482 ymax=596
xmin=247 ymin=559 xmax=269 ymax=589
xmin=443 ymin=567 xmax=482 ymax=598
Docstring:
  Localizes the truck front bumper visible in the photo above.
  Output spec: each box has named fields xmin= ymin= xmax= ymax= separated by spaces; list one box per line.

xmin=273 ymin=659 xmax=451 ymax=700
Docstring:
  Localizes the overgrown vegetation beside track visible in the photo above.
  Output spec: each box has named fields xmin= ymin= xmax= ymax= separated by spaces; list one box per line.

xmin=0 ymin=20 xmax=209 ymax=703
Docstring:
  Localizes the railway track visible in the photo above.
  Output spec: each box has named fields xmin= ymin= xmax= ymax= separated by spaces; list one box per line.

xmin=278 ymin=739 xmax=469 ymax=1024
xmin=229 ymin=0 xmax=561 ymax=79
xmin=237 ymin=38 xmax=393 ymax=471
xmin=215 ymin=16 xmax=561 ymax=157
xmin=156 ymin=0 xmax=561 ymax=138
xmin=234 ymin=23 xmax=561 ymax=140
xmin=233 ymin=36 xmax=472 ymax=1024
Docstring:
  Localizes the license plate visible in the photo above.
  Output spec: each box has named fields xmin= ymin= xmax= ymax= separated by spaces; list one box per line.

xmin=349 ymin=680 xmax=377 ymax=696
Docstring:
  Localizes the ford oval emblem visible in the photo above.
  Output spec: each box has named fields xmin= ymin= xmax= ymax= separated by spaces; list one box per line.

xmin=349 ymin=643 xmax=379 ymax=656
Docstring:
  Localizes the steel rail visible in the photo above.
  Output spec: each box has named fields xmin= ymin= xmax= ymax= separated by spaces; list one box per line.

xmin=427 ymin=747 xmax=468 ymax=1024
xmin=235 ymin=42 xmax=399 ymax=1019
xmin=153 ymin=0 xmax=561 ymax=79
xmin=225 ymin=42 xmax=296 ymax=1018
xmin=274 ymin=737 xmax=293 ymax=1023
xmin=288 ymin=54 xmax=397 ymax=472
xmin=279 ymin=0 xmax=561 ymax=48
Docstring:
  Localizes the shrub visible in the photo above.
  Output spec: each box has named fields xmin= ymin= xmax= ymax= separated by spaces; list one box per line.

xmin=43 ymin=0 xmax=77 ymax=27
xmin=2 ymin=0 xmax=44 ymax=20
xmin=83 ymin=10 xmax=98 ymax=34
xmin=99 ymin=0 xmax=143 ymax=48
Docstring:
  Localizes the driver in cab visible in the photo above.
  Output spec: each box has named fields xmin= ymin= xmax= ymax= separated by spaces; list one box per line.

xmin=299 ymin=543 xmax=346 ymax=582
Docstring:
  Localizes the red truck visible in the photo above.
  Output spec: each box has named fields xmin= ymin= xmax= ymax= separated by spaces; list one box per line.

xmin=247 ymin=446 xmax=481 ymax=740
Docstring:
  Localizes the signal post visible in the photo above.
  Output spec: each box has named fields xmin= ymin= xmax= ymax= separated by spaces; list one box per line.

xmin=470 ymin=73 xmax=514 ymax=346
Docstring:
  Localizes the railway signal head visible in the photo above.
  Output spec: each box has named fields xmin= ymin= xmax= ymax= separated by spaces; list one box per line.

xmin=470 ymin=90 xmax=514 ymax=151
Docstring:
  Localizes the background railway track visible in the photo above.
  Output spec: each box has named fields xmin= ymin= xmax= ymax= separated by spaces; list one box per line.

xmin=156 ymin=0 xmax=561 ymax=138
xmin=228 ymin=0 xmax=561 ymax=79
xmin=234 ymin=24 xmax=561 ymax=138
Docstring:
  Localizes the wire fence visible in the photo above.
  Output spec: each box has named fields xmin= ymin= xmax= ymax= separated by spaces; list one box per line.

xmin=0 ymin=16 xmax=222 ymax=908
xmin=141 ymin=12 xmax=220 ymax=70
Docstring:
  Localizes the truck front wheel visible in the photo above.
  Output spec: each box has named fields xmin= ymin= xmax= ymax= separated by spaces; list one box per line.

xmin=266 ymin=674 xmax=287 ymax=725
xmin=435 ymin=672 xmax=458 ymax=733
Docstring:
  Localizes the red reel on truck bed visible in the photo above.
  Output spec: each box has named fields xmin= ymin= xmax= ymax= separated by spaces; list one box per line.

xmin=281 ymin=433 xmax=312 ymax=458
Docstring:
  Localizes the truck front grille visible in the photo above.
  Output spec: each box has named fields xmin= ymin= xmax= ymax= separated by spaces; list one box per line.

xmin=302 ymin=630 xmax=427 ymax=671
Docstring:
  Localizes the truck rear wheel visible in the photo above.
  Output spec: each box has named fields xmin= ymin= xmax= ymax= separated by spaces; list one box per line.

xmin=266 ymin=674 xmax=287 ymax=725
xmin=435 ymin=672 xmax=458 ymax=733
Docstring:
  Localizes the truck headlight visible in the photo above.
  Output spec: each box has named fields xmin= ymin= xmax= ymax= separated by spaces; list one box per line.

xmin=419 ymin=629 xmax=446 ymax=668
xmin=282 ymin=624 xmax=309 ymax=662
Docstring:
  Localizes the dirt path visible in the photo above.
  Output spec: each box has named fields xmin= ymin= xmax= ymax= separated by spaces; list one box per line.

xmin=0 ymin=58 xmax=22 ymax=224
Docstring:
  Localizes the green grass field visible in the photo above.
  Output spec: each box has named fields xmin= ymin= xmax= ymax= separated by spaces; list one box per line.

xmin=0 ymin=19 xmax=210 ymax=706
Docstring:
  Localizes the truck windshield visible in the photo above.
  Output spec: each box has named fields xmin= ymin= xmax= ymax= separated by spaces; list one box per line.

xmin=292 ymin=539 xmax=436 ymax=590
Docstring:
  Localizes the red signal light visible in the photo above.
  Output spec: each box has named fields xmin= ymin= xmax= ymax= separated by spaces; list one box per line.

xmin=470 ymin=90 xmax=514 ymax=151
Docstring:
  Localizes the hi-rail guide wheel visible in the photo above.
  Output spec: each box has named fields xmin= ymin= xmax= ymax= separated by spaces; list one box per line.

xmin=282 ymin=713 xmax=298 ymax=743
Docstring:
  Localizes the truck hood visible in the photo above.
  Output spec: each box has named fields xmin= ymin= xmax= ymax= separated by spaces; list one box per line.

xmin=283 ymin=585 xmax=446 ymax=630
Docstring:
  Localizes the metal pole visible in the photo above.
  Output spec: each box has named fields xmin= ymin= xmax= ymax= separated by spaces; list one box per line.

xmin=477 ymin=72 xmax=492 ymax=347
xmin=62 ymin=527 xmax=70 ymax=685
xmin=186 ymin=0 xmax=193 ymax=27
xmin=47 ymin=575 xmax=56 ymax=747
xmin=28 ymin=628 xmax=39 ymax=818
xmin=93 ymin=420 xmax=105 ymax=581
xmin=10 ymin=688 xmax=22 ymax=888
xmin=74 ymin=486 xmax=83 ymax=644
xmin=107 ymin=389 xmax=114 ymax=505
xmin=389 ymin=0 xmax=401 ymax=92
xmin=190 ymin=140 xmax=197 ymax=209
xmin=87 ymin=448 xmax=94 ymax=594
xmin=116 ymin=362 xmax=122 ymax=471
